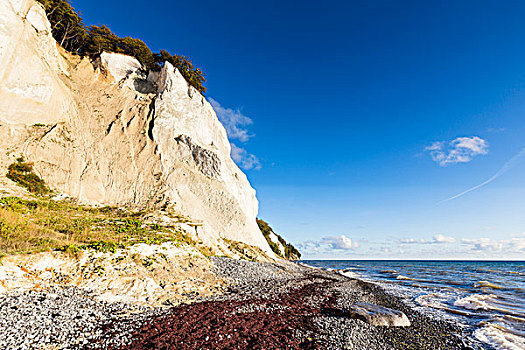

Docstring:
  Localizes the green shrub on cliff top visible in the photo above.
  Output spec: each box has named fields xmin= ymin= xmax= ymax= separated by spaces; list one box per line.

xmin=36 ymin=0 xmax=87 ymax=53
xmin=84 ymin=25 xmax=156 ymax=70
xmin=154 ymin=50 xmax=207 ymax=95
xmin=36 ymin=0 xmax=206 ymax=93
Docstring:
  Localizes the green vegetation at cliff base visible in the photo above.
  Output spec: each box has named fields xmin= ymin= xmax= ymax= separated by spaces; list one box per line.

xmin=257 ymin=218 xmax=301 ymax=260
xmin=0 ymin=196 xmax=211 ymax=257
xmin=6 ymin=157 xmax=50 ymax=195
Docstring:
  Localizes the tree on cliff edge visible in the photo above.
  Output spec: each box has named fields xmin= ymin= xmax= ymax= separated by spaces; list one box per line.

xmin=37 ymin=0 xmax=88 ymax=53
xmin=37 ymin=0 xmax=207 ymax=93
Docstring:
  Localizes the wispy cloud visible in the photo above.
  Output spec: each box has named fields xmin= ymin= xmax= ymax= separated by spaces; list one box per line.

xmin=461 ymin=235 xmax=525 ymax=252
xmin=486 ymin=127 xmax=505 ymax=133
xmin=426 ymin=136 xmax=488 ymax=166
xmin=400 ymin=234 xmax=456 ymax=244
xmin=440 ymin=147 xmax=525 ymax=202
xmin=209 ymin=98 xmax=261 ymax=170
xmin=209 ymin=98 xmax=254 ymax=142
xmin=380 ymin=246 xmax=392 ymax=253
xmin=231 ymin=144 xmax=261 ymax=170
xmin=400 ymin=238 xmax=426 ymax=244
xmin=297 ymin=235 xmax=360 ymax=254
xmin=461 ymin=238 xmax=504 ymax=251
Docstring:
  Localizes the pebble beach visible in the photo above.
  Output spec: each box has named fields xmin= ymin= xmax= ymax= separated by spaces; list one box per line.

xmin=0 ymin=257 xmax=481 ymax=349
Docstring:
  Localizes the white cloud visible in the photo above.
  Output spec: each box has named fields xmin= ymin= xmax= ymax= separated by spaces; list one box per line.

xmin=461 ymin=238 xmax=504 ymax=251
xmin=296 ymin=240 xmax=321 ymax=253
xmin=512 ymin=235 xmax=525 ymax=251
xmin=321 ymin=235 xmax=360 ymax=250
xmin=231 ymin=144 xmax=261 ymax=170
xmin=297 ymin=235 xmax=360 ymax=254
xmin=461 ymin=236 xmax=525 ymax=252
xmin=400 ymin=238 xmax=427 ymax=244
xmin=209 ymin=98 xmax=254 ymax=142
xmin=400 ymin=234 xmax=456 ymax=244
xmin=432 ymin=234 xmax=456 ymax=243
xmin=426 ymin=136 xmax=488 ymax=166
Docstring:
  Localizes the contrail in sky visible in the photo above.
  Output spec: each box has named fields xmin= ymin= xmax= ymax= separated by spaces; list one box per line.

xmin=439 ymin=147 xmax=525 ymax=203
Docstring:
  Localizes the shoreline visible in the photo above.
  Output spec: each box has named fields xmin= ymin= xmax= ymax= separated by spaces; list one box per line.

xmin=0 ymin=257 xmax=480 ymax=349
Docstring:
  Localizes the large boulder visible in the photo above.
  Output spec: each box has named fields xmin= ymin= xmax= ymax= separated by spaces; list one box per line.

xmin=347 ymin=303 xmax=411 ymax=327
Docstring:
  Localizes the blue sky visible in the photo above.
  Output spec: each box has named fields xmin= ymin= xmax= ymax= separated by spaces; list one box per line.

xmin=75 ymin=0 xmax=525 ymax=259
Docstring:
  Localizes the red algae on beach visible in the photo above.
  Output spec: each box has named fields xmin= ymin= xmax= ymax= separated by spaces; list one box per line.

xmin=82 ymin=260 xmax=470 ymax=350
xmin=111 ymin=282 xmax=334 ymax=350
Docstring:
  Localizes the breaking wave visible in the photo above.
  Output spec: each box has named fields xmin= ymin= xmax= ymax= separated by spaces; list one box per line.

xmin=474 ymin=322 xmax=525 ymax=350
xmin=301 ymin=259 xmax=525 ymax=350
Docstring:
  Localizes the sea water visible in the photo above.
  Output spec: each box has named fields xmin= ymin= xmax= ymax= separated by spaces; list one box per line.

xmin=301 ymin=260 xmax=525 ymax=350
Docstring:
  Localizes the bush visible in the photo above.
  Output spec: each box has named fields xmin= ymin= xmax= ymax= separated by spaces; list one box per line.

xmin=84 ymin=25 xmax=156 ymax=70
xmin=257 ymin=218 xmax=301 ymax=260
xmin=154 ymin=50 xmax=206 ymax=93
xmin=36 ymin=0 xmax=206 ymax=93
xmin=6 ymin=157 xmax=50 ymax=195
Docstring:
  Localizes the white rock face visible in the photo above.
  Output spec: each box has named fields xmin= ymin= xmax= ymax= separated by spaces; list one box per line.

xmin=100 ymin=52 xmax=142 ymax=82
xmin=0 ymin=0 xmax=73 ymax=125
xmin=150 ymin=62 xmax=267 ymax=249
xmin=268 ymin=232 xmax=285 ymax=256
xmin=0 ymin=0 xmax=273 ymax=257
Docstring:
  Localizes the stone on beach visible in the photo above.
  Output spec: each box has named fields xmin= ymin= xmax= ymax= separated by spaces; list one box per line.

xmin=347 ymin=302 xmax=411 ymax=327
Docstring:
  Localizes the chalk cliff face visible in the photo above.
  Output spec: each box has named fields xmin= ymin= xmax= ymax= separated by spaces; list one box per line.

xmin=0 ymin=0 xmax=273 ymax=256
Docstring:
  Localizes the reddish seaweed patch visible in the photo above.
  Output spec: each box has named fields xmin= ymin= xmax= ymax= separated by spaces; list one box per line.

xmin=106 ymin=281 xmax=335 ymax=350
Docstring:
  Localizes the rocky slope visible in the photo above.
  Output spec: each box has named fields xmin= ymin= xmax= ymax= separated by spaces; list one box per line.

xmin=0 ymin=0 xmax=273 ymax=257
xmin=0 ymin=242 xmax=223 ymax=307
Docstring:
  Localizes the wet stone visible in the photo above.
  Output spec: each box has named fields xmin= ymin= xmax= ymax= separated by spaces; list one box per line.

xmin=347 ymin=302 xmax=411 ymax=327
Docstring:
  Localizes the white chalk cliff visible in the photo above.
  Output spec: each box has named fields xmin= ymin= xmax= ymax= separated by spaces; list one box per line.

xmin=0 ymin=0 xmax=273 ymax=257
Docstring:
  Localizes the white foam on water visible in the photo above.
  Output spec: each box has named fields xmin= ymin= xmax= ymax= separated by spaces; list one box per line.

xmin=454 ymin=294 xmax=496 ymax=311
xmin=503 ymin=314 xmax=525 ymax=324
xmin=339 ymin=270 xmax=361 ymax=279
xmin=396 ymin=275 xmax=415 ymax=281
xmin=454 ymin=294 xmax=525 ymax=319
xmin=415 ymin=293 xmax=449 ymax=310
xmin=474 ymin=323 xmax=525 ymax=350
xmin=304 ymin=261 xmax=525 ymax=350
xmin=475 ymin=280 xmax=503 ymax=289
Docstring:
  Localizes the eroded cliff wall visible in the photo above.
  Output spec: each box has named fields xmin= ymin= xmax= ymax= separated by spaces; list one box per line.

xmin=0 ymin=0 xmax=273 ymax=257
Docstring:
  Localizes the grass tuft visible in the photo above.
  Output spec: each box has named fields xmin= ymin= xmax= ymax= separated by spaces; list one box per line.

xmin=0 ymin=197 xmax=209 ymax=257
